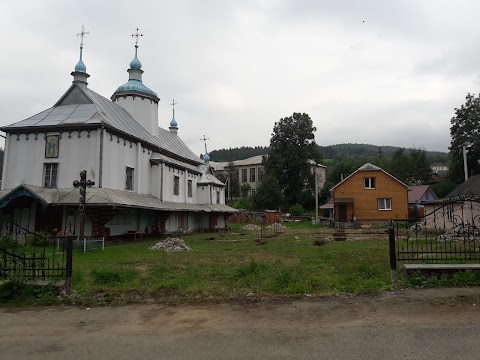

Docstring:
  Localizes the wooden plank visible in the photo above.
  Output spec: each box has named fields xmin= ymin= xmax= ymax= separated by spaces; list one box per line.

xmin=402 ymin=264 xmax=480 ymax=271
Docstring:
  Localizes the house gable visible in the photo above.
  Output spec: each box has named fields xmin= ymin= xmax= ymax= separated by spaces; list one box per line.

xmin=54 ymin=85 xmax=93 ymax=106
xmin=332 ymin=164 xmax=409 ymax=221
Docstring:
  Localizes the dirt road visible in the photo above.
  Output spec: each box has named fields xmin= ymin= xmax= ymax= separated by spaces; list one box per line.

xmin=2 ymin=288 xmax=480 ymax=360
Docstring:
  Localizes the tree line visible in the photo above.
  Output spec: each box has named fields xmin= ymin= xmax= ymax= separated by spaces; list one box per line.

xmin=209 ymin=144 xmax=448 ymax=163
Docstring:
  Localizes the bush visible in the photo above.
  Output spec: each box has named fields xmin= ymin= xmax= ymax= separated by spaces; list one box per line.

xmin=289 ymin=204 xmax=305 ymax=216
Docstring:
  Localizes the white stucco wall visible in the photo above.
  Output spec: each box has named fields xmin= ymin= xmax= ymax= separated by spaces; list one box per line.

xmin=101 ymin=133 xmax=152 ymax=194
xmin=2 ymin=131 xmax=99 ymax=190
xmin=114 ymin=96 xmax=159 ymax=136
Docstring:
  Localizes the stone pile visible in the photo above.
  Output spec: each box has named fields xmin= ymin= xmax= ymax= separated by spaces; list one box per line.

xmin=242 ymin=224 xmax=261 ymax=230
xmin=266 ymin=223 xmax=287 ymax=230
xmin=149 ymin=237 xmax=191 ymax=252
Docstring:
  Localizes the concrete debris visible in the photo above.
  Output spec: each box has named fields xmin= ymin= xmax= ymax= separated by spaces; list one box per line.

xmin=266 ymin=223 xmax=287 ymax=229
xmin=149 ymin=237 xmax=191 ymax=252
xmin=242 ymin=224 xmax=261 ymax=230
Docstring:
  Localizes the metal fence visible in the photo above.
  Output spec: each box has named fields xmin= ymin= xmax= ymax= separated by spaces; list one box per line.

xmin=389 ymin=197 xmax=480 ymax=279
xmin=0 ymin=219 xmax=68 ymax=281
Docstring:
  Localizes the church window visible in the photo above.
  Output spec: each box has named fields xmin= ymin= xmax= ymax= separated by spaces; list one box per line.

xmin=126 ymin=167 xmax=134 ymax=190
xmin=241 ymin=168 xmax=247 ymax=183
xmin=43 ymin=163 xmax=58 ymax=188
xmin=188 ymin=180 xmax=193 ymax=197
xmin=216 ymin=190 xmax=220 ymax=203
xmin=174 ymin=176 xmax=180 ymax=195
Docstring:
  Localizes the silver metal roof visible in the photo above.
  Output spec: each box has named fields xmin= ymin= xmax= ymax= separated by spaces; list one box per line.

xmin=1 ymin=84 xmax=202 ymax=165
xmin=0 ymin=184 xmax=237 ymax=213
xmin=150 ymin=152 xmax=202 ymax=173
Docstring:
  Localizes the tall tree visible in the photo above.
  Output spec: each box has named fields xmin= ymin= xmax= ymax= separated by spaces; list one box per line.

xmin=408 ymin=148 xmax=432 ymax=184
xmin=252 ymin=175 xmax=283 ymax=210
xmin=264 ymin=112 xmax=321 ymax=207
xmin=450 ymin=93 xmax=480 ymax=182
xmin=225 ymin=161 xmax=240 ymax=198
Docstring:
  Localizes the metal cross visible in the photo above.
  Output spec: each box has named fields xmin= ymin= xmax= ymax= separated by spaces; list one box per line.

xmin=131 ymin=27 xmax=143 ymax=47
xmin=170 ymin=99 xmax=177 ymax=118
xmin=200 ymin=135 xmax=210 ymax=154
xmin=73 ymin=170 xmax=95 ymax=241
xmin=77 ymin=25 xmax=90 ymax=48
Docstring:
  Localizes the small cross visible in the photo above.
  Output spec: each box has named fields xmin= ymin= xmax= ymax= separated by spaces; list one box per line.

xmin=200 ymin=135 xmax=210 ymax=154
xmin=170 ymin=99 xmax=177 ymax=118
xmin=77 ymin=25 xmax=90 ymax=48
xmin=131 ymin=27 xmax=143 ymax=47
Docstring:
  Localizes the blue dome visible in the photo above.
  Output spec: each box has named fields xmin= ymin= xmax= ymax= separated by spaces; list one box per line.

xmin=74 ymin=59 xmax=86 ymax=73
xmin=114 ymin=79 xmax=158 ymax=98
xmin=130 ymin=56 xmax=142 ymax=70
xmin=204 ymin=152 xmax=210 ymax=162
xmin=170 ymin=117 xmax=178 ymax=127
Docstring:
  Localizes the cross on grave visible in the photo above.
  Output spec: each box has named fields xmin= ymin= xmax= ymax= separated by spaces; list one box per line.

xmin=73 ymin=170 xmax=95 ymax=241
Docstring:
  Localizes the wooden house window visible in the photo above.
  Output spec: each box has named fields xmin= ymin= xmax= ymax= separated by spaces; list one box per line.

xmin=174 ymin=176 xmax=180 ymax=195
xmin=378 ymin=198 xmax=392 ymax=210
xmin=364 ymin=177 xmax=376 ymax=189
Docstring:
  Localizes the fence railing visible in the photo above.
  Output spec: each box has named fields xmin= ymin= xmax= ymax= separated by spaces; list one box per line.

xmin=0 ymin=219 xmax=69 ymax=282
xmin=389 ymin=197 xmax=480 ymax=281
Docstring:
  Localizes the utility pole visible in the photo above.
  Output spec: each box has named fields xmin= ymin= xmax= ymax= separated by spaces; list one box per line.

xmin=463 ymin=145 xmax=468 ymax=181
xmin=315 ymin=171 xmax=319 ymax=225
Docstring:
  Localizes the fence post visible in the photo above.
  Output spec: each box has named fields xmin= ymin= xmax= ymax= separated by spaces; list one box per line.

xmin=388 ymin=225 xmax=398 ymax=284
xmin=65 ymin=237 xmax=73 ymax=295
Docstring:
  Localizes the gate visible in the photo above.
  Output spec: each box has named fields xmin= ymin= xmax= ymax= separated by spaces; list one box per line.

xmin=0 ymin=219 xmax=69 ymax=281
xmin=389 ymin=197 xmax=480 ymax=281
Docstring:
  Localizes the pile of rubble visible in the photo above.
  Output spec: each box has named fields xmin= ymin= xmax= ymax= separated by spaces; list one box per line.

xmin=149 ymin=237 xmax=191 ymax=252
xmin=242 ymin=224 xmax=261 ymax=230
xmin=266 ymin=223 xmax=287 ymax=230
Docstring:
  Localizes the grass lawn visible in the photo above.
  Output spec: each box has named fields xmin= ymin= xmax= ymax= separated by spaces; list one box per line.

xmin=71 ymin=229 xmax=392 ymax=303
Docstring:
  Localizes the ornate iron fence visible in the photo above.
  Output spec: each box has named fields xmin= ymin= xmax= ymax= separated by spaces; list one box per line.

xmin=0 ymin=219 xmax=68 ymax=281
xmin=389 ymin=197 xmax=480 ymax=280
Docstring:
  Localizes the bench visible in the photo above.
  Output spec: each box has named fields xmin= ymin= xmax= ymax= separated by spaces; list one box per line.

xmin=401 ymin=264 xmax=480 ymax=278
xmin=127 ymin=230 xmax=144 ymax=241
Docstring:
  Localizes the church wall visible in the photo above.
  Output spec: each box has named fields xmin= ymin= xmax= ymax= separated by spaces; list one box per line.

xmin=150 ymin=164 xmax=160 ymax=198
xmin=163 ymin=165 xmax=188 ymax=202
xmin=102 ymin=133 xmax=152 ymax=194
xmin=197 ymin=185 xmax=211 ymax=204
xmin=114 ymin=96 xmax=158 ymax=136
xmin=2 ymin=131 xmax=99 ymax=190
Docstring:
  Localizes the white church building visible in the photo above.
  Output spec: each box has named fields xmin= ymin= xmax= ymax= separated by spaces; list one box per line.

xmin=0 ymin=29 xmax=236 ymax=238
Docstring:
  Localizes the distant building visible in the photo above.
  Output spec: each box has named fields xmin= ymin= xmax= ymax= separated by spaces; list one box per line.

xmin=210 ymin=155 xmax=326 ymax=197
xmin=430 ymin=163 xmax=449 ymax=183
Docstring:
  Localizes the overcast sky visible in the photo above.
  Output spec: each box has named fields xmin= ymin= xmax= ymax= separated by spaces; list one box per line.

xmin=2 ymin=0 xmax=480 ymax=156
